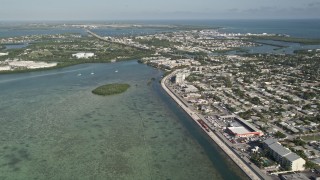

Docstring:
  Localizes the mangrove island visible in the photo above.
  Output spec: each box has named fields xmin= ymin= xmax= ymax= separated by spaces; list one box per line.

xmin=92 ymin=83 xmax=130 ymax=96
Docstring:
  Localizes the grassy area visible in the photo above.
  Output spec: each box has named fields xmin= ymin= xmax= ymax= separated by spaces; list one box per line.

xmin=302 ymin=135 xmax=320 ymax=141
xmin=92 ymin=83 xmax=130 ymax=96
xmin=0 ymin=35 xmax=154 ymax=74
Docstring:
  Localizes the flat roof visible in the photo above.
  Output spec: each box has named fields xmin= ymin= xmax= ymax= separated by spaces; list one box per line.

xmin=263 ymin=138 xmax=278 ymax=146
xmin=269 ymin=143 xmax=291 ymax=157
xmin=280 ymin=173 xmax=309 ymax=180
xmin=285 ymin=152 xmax=303 ymax=162
xmin=235 ymin=117 xmax=262 ymax=133
xmin=228 ymin=126 xmax=250 ymax=135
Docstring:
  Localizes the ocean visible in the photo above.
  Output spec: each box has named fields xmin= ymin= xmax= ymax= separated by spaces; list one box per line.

xmin=0 ymin=61 xmax=247 ymax=179
xmin=1 ymin=19 xmax=319 ymax=38
xmin=0 ymin=19 xmax=319 ymax=179
xmin=148 ymin=19 xmax=320 ymax=38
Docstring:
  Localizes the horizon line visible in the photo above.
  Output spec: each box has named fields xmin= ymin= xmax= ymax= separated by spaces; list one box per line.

xmin=0 ymin=18 xmax=320 ymax=23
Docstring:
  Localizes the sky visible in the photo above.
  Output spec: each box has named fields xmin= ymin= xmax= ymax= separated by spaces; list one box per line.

xmin=0 ymin=0 xmax=319 ymax=21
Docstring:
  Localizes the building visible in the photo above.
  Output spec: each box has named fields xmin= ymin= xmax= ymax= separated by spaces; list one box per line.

xmin=280 ymin=173 xmax=309 ymax=180
xmin=182 ymin=84 xmax=198 ymax=93
xmin=225 ymin=116 xmax=264 ymax=137
xmin=227 ymin=126 xmax=262 ymax=137
xmin=0 ymin=52 xmax=9 ymax=56
xmin=263 ymin=138 xmax=306 ymax=171
xmin=72 ymin=52 xmax=94 ymax=59
xmin=0 ymin=66 xmax=11 ymax=71
xmin=175 ymin=73 xmax=185 ymax=84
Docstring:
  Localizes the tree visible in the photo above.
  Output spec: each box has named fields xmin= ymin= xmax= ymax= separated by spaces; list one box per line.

xmin=224 ymin=77 xmax=232 ymax=88
xmin=274 ymin=131 xmax=286 ymax=138
xmin=250 ymin=97 xmax=261 ymax=105
xmin=305 ymin=160 xmax=319 ymax=169
xmin=292 ymin=138 xmax=306 ymax=146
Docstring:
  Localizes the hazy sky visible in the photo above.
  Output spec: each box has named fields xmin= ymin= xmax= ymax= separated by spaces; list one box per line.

xmin=0 ymin=0 xmax=319 ymax=21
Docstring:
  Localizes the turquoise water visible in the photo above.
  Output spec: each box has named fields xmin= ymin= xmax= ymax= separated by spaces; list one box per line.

xmin=0 ymin=61 xmax=247 ymax=179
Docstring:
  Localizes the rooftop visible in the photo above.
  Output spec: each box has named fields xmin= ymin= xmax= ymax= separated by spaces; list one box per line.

xmin=263 ymin=138 xmax=278 ymax=146
xmin=269 ymin=142 xmax=291 ymax=157
xmin=227 ymin=126 xmax=250 ymax=135
xmin=285 ymin=152 xmax=303 ymax=162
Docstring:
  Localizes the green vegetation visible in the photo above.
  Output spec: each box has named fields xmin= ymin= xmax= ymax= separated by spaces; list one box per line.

xmin=274 ymin=131 xmax=287 ymax=138
xmin=238 ymin=110 xmax=254 ymax=119
xmin=302 ymin=135 xmax=320 ymax=141
xmin=225 ymin=104 xmax=236 ymax=113
xmin=186 ymin=73 xmax=203 ymax=82
xmin=92 ymin=83 xmax=130 ymax=96
xmin=250 ymin=97 xmax=261 ymax=105
xmin=250 ymin=153 xmax=263 ymax=168
xmin=305 ymin=160 xmax=319 ymax=169
xmin=250 ymin=153 xmax=275 ymax=168
xmin=292 ymin=138 xmax=306 ymax=146
xmin=232 ymin=88 xmax=245 ymax=98
xmin=0 ymin=34 xmax=154 ymax=74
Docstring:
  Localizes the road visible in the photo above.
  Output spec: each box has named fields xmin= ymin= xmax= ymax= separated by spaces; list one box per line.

xmin=161 ymin=71 xmax=268 ymax=180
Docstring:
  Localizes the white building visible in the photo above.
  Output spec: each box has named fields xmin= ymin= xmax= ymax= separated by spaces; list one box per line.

xmin=0 ymin=52 xmax=9 ymax=56
xmin=72 ymin=52 xmax=94 ymax=59
xmin=182 ymin=84 xmax=198 ymax=93
xmin=263 ymin=138 xmax=306 ymax=171
xmin=175 ymin=73 xmax=185 ymax=84
xmin=0 ymin=66 xmax=11 ymax=71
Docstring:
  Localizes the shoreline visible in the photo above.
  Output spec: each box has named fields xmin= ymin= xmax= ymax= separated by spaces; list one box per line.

xmin=161 ymin=71 xmax=263 ymax=180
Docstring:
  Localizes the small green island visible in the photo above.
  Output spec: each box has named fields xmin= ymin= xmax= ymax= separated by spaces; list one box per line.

xmin=92 ymin=83 xmax=130 ymax=96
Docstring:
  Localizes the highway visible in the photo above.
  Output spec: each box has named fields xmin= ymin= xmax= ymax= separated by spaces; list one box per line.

xmin=86 ymin=29 xmax=149 ymax=50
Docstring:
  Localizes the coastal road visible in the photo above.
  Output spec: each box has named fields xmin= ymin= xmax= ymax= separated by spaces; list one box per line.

xmin=161 ymin=72 xmax=264 ymax=180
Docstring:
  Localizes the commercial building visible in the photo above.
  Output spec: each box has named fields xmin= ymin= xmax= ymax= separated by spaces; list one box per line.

xmin=227 ymin=126 xmax=263 ymax=137
xmin=263 ymin=138 xmax=306 ymax=171
xmin=225 ymin=116 xmax=264 ymax=137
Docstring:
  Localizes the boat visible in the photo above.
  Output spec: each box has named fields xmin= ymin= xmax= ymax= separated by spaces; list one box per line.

xmin=115 ymin=70 xmax=118 ymax=73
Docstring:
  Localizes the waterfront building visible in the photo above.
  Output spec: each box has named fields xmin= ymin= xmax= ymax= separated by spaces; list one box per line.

xmin=175 ymin=73 xmax=185 ymax=84
xmin=227 ymin=126 xmax=263 ymax=137
xmin=0 ymin=66 xmax=11 ymax=71
xmin=263 ymin=138 xmax=306 ymax=171
xmin=225 ymin=116 xmax=264 ymax=137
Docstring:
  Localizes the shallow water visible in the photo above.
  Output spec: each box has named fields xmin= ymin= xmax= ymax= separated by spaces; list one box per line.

xmin=0 ymin=61 xmax=247 ymax=179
